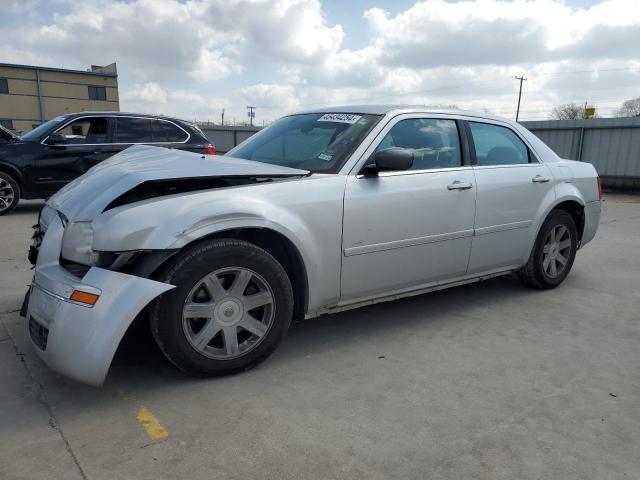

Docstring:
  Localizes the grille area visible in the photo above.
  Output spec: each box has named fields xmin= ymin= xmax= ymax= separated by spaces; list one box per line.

xmin=29 ymin=316 xmax=49 ymax=351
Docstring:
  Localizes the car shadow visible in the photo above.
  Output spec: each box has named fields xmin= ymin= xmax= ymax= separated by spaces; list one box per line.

xmin=105 ymin=275 xmax=540 ymax=391
xmin=13 ymin=200 xmax=45 ymax=215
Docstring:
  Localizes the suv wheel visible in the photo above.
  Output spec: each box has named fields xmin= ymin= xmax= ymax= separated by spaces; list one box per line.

xmin=0 ymin=172 xmax=20 ymax=215
xmin=518 ymin=209 xmax=578 ymax=289
xmin=150 ymin=238 xmax=294 ymax=377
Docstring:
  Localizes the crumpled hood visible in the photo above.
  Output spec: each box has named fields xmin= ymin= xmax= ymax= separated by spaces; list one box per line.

xmin=48 ymin=145 xmax=308 ymax=221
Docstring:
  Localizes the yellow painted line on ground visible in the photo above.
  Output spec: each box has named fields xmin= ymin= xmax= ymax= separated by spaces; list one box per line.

xmin=136 ymin=406 xmax=169 ymax=440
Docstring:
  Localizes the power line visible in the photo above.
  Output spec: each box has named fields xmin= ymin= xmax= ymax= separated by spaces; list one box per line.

xmin=527 ymin=66 xmax=638 ymax=77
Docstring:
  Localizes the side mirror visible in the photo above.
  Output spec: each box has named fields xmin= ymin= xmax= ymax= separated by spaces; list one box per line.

xmin=362 ymin=147 xmax=414 ymax=175
xmin=47 ymin=132 xmax=67 ymax=146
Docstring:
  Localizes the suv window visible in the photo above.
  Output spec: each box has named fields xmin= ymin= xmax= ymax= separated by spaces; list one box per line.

xmin=150 ymin=120 xmax=188 ymax=143
xmin=376 ymin=119 xmax=462 ymax=170
xmin=115 ymin=117 xmax=153 ymax=143
xmin=58 ymin=117 xmax=110 ymax=144
xmin=469 ymin=122 xmax=530 ymax=166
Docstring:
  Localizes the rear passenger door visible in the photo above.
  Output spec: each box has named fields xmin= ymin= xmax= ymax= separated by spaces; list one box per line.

xmin=466 ymin=121 xmax=555 ymax=274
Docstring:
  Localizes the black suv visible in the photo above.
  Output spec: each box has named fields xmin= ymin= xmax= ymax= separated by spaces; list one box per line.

xmin=0 ymin=112 xmax=216 ymax=214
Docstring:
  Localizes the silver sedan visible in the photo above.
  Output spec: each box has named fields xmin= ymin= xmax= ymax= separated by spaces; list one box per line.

xmin=25 ymin=106 xmax=602 ymax=386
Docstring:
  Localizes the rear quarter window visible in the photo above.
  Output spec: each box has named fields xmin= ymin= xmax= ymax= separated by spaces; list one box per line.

xmin=160 ymin=121 xmax=188 ymax=142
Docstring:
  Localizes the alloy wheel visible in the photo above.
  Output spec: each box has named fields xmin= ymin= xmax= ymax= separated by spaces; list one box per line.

xmin=182 ymin=267 xmax=275 ymax=360
xmin=0 ymin=178 xmax=15 ymax=213
xmin=542 ymin=224 xmax=572 ymax=278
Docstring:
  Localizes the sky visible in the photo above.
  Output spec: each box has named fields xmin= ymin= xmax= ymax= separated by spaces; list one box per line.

xmin=1 ymin=0 xmax=639 ymax=123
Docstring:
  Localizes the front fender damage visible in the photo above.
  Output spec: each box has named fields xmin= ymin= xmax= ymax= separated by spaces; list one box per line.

xmin=28 ymin=264 xmax=174 ymax=386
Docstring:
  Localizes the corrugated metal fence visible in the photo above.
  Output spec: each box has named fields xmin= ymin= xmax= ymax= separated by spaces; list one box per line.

xmin=522 ymin=117 xmax=640 ymax=189
xmin=198 ymin=125 xmax=261 ymax=154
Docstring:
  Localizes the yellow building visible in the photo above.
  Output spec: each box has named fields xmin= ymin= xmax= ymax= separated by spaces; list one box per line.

xmin=0 ymin=62 xmax=119 ymax=134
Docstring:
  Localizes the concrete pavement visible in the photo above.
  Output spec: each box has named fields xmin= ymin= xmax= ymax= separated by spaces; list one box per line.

xmin=1 ymin=197 xmax=639 ymax=480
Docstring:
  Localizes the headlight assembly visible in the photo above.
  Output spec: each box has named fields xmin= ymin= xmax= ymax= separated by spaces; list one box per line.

xmin=61 ymin=221 xmax=96 ymax=266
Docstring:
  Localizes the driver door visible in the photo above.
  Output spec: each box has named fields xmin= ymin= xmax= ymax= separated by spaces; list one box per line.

xmin=340 ymin=115 xmax=477 ymax=302
xmin=34 ymin=116 xmax=116 ymax=194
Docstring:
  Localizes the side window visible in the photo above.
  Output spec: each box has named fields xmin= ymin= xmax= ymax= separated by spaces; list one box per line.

xmin=57 ymin=117 xmax=109 ymax=144
xmin=160 ymin=121 xmax=188 ymax=142
xmin=376 ymin=119 xmax=462 ymax=170
xmin=115 ymin=117 xmax=153 ymax=143
xmin=0 ymin=78 xmax=8 ymax=94
xmin=150 ymin=120 xmax=169 ymax=142
xmin=469 ymin=122 xmax=529 ymax=166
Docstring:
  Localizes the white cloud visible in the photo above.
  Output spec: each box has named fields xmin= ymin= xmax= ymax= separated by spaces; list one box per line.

xmin=235 ymin=83 xmax=302 ymax=110
xmin=1 ymin=0 xmax=639 ymax=122
xmin=121 ymin=82 xmax=231 ymax=121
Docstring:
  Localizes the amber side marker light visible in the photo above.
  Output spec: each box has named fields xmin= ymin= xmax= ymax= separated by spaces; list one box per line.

xmin=70 ymin=290 xmax=100 ymax=306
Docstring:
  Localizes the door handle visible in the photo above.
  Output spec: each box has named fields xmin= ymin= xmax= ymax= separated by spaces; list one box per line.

xmin=447 ymin=180 xmax=473 ymax=190
xmin=532 ymin=175 xmax=550 ymax=183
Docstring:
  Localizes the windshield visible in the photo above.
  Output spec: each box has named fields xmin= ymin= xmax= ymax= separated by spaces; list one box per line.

xmin=21 ymin=116 xmax=67 ymax=141
xmin=226 ymin=113 xmax=381 ymax=173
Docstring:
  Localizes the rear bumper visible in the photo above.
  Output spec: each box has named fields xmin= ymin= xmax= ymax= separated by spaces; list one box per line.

xmin=26 ymin=213 xmax=173 ymax=386
xmin=581 ymin=200 xmax=602 ymax=247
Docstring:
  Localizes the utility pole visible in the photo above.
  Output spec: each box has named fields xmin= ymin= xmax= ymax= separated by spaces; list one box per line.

xmin=221 ymin=108 xmax=225 ymax=126
xmin=514 ymin=75 xmax=527 ymax=122
xmin=247 ymin=106 xmax=256 ymax=127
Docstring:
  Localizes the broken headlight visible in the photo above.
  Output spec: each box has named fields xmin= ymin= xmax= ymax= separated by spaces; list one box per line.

xmin=61 ymin=221 xmax=97 ymax=266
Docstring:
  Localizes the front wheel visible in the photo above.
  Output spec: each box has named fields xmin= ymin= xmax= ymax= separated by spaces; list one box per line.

xmin=518 ymin=210 xmax=578 ymax=289
xmin=149 ymin=239 xmax=294 ymax=377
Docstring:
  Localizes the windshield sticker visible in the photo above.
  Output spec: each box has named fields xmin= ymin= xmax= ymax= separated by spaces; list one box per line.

xmin=317 ymin=153 xmax=333 ymax=162
xmin=318 ymin=113 xmax=362 ymax=124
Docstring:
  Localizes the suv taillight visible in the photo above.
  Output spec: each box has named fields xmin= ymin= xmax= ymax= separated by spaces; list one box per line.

xmin=204 ymin=144 xmax=216 ymax=155
xmin=597 ymin=176 xmax=603 ymax=200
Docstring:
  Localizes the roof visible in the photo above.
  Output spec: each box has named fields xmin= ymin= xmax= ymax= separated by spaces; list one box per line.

xmin=57 ymin=111 xmax=192 ymax=123
xmin=293 ymin=104 xmax=510 ymax=123
xmin=0 ymin=63 xmax=117 ymax=78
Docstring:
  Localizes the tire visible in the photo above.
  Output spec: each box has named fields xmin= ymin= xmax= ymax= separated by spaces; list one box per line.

xmin=149 ymin=238 xmax=294 ymax=377
xmin=0 ymin=172 xmax=20 ymax=216
xmin=518 ymin=209 xmax=578 ymax=289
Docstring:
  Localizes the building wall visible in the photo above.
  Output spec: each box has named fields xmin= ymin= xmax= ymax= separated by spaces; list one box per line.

xmin=0 ymin=63 xmax=119 ymax=133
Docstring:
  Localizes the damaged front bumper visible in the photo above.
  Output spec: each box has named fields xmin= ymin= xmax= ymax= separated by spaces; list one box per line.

xmin=26 ymin=211 xmax=173 ymax=386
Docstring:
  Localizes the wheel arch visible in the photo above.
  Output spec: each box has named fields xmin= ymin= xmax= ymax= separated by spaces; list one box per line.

xmin=0 ymin=162 xmax=24 ymax=194
xmin=135 ymin=226 xmax=310 ymax=322
xmin=551 ymin=200 xmax=585 ymax=246
xmin=199 ymin=227 xmax=309 ymax=322
xmin=525 ymin=186 xmax=586 ymax=262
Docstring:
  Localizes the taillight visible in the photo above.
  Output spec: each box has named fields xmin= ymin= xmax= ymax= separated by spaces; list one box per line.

xmin=204 ymin=144 xmax=216 ymax=155
xmin=597 ymin=176 xmax=603 ymax=200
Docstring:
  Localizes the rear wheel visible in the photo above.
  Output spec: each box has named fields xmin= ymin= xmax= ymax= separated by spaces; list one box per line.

xmin=518 ymin=210 xmax=578 ymax=289
xmin=0 ymin=172 xmax=20 ymax=215
xmin=149 ymin=238 xmax=294 ymax=377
